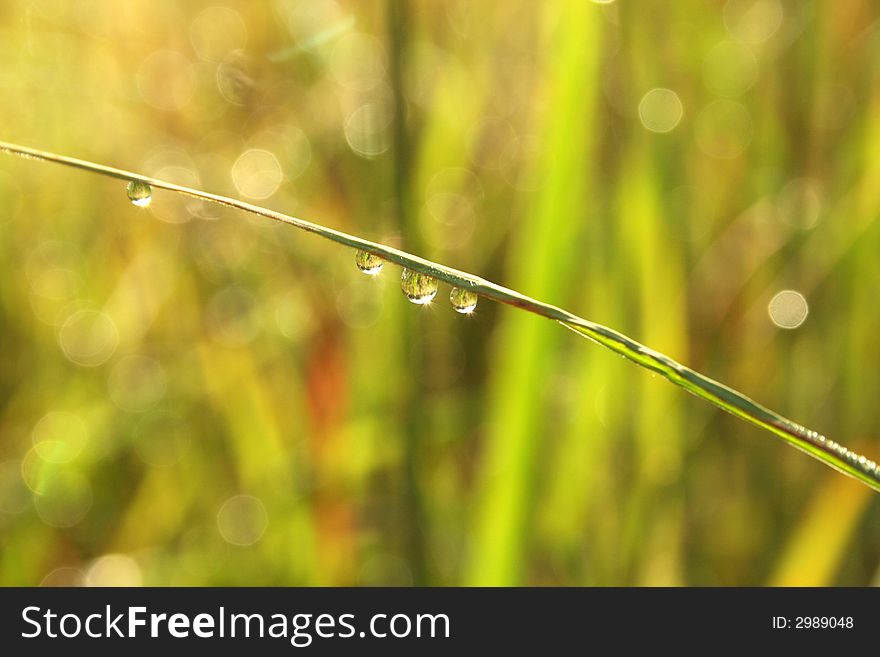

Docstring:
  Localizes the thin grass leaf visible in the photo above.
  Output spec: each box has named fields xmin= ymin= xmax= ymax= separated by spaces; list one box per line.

xmin=1 ymin=140 xmax=878 ymax=493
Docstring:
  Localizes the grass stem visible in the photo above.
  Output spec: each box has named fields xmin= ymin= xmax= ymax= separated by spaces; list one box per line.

xmin=2 ymin=139 xmax=878 ymax=492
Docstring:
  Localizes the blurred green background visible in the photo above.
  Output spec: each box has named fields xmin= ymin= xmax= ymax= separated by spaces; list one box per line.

xmin=1 ymin=0 xmax=879 ymax=586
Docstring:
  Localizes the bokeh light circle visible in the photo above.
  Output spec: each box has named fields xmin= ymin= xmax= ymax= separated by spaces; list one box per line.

xmin=231 ymin=149 xmax=284 ymax=199
xmin=58 ymin=310 xmax=119 ymax=367
xmin=768 ymin=290 xmax=808 ymax=329
xmin=216 ymin=494 xmax=268 ymax=546
xmin=40 ymin=567 xmax=85 ymax=587
xmin=86 ymin=554 xmax=143 ymax=587
xmin=32 ymin=411 xmax=87 ymax=463
xmin=638 ymin=88 xmax=684 ymax=133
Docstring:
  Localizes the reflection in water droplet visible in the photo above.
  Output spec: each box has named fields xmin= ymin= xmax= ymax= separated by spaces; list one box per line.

xmin=449 ymin=287 xmax=478 ymax=314
xmin=355 ymin=249 xmax=383 ymax=275
xmin=400 ymin=268 xmax=438 ymax=305
xmin=126 ymin=180 xmax=152 ymax=207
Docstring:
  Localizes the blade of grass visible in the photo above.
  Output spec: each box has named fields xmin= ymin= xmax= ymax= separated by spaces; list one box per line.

xmin=1 ymin=139 xmax=879 ymax=493
xmin=465 ymin=0 xmax=602 ymax=585
xmin=622 ymin=141 xmax=686 ymax=585
xmin=768 ymin=461 xmax=873 ymax=586
xmin=387 ymin=0 xmax=430 ymax=586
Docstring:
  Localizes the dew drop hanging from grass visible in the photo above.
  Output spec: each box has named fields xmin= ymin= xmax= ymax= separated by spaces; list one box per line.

xmin=449 ymin=287 xmax=478 ymax=314
xmin=126 ymin=180 xmax=152 ymax=207
xmin=355 ymin=249 xmax=383 ymax=275
xmin=400 ymin=268 xmax=438 ymax=304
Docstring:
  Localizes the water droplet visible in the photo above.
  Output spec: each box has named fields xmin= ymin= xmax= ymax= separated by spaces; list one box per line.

xmin=449 ymin=287 xmax=478 ymax=314
xmin=126 ymin=180 xmax=152 ymax=207
xmin=355 ymin=249 xmax=383 ymax=275
xmin=400 ymin=268 xmax=438 ymax=305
